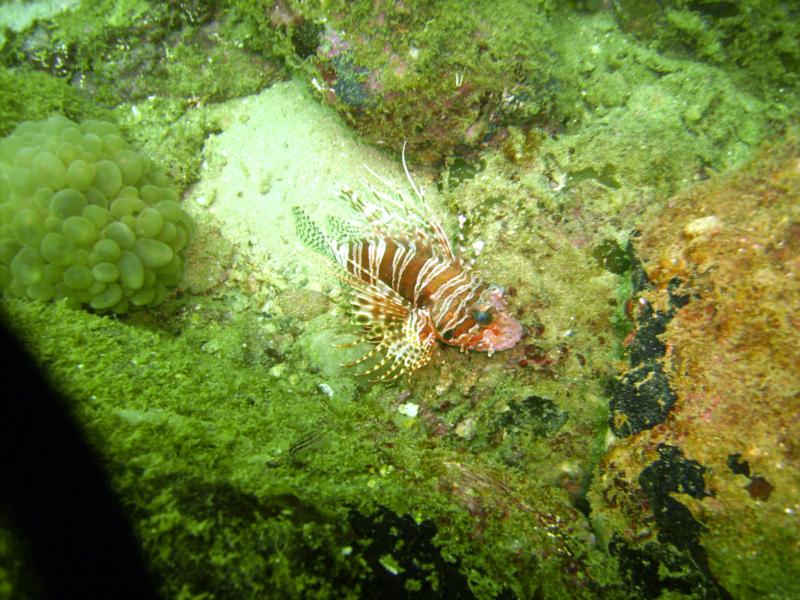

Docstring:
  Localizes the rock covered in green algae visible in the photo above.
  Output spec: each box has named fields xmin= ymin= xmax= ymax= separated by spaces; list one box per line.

xmin=0 ymin=115 xmax=193 ymax=313
xmin=590 ymin=135 xmax=800 ymax=598
xmin=612 ymin=0 xmax=800 ymax=110
xmin=1 ymin=295 xmax=627 ymax=600
xmin=229 ymin=1 xmax=779 ymax=177
xmin=254 ymin=0 xmax=566 ymax=163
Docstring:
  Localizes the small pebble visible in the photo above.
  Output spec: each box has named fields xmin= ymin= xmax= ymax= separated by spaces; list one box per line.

xmin=397 ymin=402 xmax=419 ymax=418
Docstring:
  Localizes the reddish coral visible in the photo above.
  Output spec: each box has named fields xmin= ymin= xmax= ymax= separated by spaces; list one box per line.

xmin=590 ymin=133 xmax=800 ymax=597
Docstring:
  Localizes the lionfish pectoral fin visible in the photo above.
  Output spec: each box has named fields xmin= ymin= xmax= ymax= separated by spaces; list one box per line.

xmin=346 ymin=307 xmax=437 ymax=381
xmin=333 ymin=338 xmax=361 ymax=349
xmin=341 ymin=273 xmax=437 ymax=381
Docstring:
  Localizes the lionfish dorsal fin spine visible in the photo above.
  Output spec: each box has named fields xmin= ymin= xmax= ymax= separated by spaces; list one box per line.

xmin=400 ymin=142 xmax=456 ymax=263
xmin=357 ymin=144 xmax=456 ymax=264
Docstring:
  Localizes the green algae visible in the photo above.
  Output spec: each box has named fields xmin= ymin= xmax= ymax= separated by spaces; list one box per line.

xmin=250 ymin=0 xmax=789 ymax=176
xmin=550 ymin=11 xmax=769 ymax=191
xmin=281 ymin=0 xmax=566 ymax=162
xmin=631 ymin=1 xmax=800 ymax=111
xmin=0 ymin=68 xmax=108 ymax=137
xmin=0 ymin=1 xmax=283 ymax=189
xmin=1 ymin=297 xmax=622 ymax=598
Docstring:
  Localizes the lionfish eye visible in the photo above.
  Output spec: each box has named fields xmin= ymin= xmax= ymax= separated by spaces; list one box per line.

xmin=442 ymin=329 xmax=455 ymax=340
xmin=472 ymin=309 xmax=493 ymax=325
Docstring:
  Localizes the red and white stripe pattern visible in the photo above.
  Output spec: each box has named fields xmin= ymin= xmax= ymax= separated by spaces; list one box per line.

xmin=333 ymin=235 xmax=486 ymax=349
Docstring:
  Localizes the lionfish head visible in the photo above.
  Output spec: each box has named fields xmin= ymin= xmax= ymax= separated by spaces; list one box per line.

xmin=453 ymin=284 xmax=523 ymax=353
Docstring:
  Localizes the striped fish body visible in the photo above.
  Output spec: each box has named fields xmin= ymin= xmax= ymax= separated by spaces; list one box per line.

xmin=294 ymin=150 xmax=523 ymax=380
xmin=343 ymin=238 xmax=508 ymax=349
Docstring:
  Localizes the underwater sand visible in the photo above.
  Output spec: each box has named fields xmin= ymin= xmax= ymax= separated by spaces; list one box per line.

xmin=187 ymin=78 xmax=410 ymax=285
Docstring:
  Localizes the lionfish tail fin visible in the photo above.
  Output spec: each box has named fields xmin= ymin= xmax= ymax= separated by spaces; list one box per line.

xmin=292 ymin=206 xmax=335 ymax=260
xmin=324 ymin=214 xmax=366 ymax=246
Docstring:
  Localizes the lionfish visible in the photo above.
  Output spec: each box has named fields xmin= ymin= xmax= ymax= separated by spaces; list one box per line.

xmin=293 ymin=146 xmax=523 ymax=381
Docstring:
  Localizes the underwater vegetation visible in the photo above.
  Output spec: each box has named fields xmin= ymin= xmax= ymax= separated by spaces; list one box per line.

xmin=0 ymin=0 xmax=798 ymax=599
xmin=258 ymin=0 xmax=793 ymax=181
xmin=0 ymin=116 xmax=193 ymax=312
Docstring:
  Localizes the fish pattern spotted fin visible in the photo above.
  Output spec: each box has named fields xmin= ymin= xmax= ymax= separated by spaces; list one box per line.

xmin=324 ymin=214 xmax=365 ymax=246
xmin=345 ymin=306 xmax=436 ymax=381
xmin=292 ymin=206 xmax=335 ymax=260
